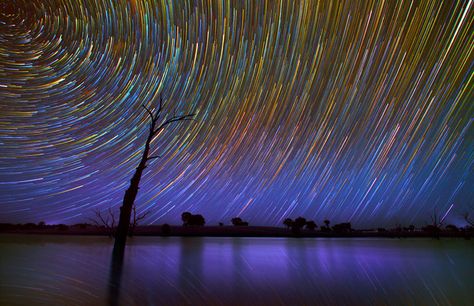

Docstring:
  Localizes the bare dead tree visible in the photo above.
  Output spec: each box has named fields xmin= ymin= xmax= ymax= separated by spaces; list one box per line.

xmin=431 ymin=208 xmax=445 ymax=229
xmin=426 ymin=208 xmax=448 ymax=239
xmin=463 ymin=212 xmax=474 ymax=227
xmin=89 ymin=205 xmax=151 ymax=238
xmin=89 ymin=208 xmax=117 ymax=238
xmin=113 ymin=96 xmax=195 ymax=255
xmin=128 ymin=205 xmax=151 ymax=237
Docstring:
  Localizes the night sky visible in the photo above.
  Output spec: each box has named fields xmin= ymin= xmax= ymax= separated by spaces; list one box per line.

xmin=0 ymin=0 xmax=472 ymax=227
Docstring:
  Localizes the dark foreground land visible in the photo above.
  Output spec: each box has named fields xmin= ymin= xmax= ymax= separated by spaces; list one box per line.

xmin=1 ymin=223 xmax=472 ymax=239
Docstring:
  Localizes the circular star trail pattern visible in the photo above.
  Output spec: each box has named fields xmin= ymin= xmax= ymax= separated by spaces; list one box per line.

xmin=0 ymin=0 xmax=473 ymax=226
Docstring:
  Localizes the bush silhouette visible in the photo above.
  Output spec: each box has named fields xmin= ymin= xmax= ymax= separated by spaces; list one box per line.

xmin=231 ymin=217 xmax=249 ymax=226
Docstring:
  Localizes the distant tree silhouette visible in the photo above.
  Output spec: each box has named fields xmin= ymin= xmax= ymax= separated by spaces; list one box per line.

xmin=423 ymin=208 xmax=447 ymax=239
xmin=231 ymin=217 xmax=249 ymax=226
xmin=191 ymin=214 xmax=206 ymax=226
xmin=463 ymin=212 xmax=474 ymax=227
xmin=323 ymin=219 xmax=331 ymax=231
xmin=283 ymin=218 xmax=293 ymax=229
xmin=231 ymin=217 xmax=242 ymax=225
xmin=23 ymin=223 xmax=36 ymax=229
xmin=57 ymin=224 xmax=69 ymax=231
xmin=182 ymin=212 xmax=192 ymax=226
xmin=294 ymin=217 xmax=307 ymax=228
xmin=289 ymin=217 xmax=306 ymax=234
xmin=161 ymin=223 xmax=171 ymax=235
xmin=319 ymin=219 xmax=331 ymax=232
xmin=306 ymin=221 xmax=317 ymax=230
xmin=332 ymin=222 xmax=352 ymax=233
xmin=445 ymin=224 xmax=459 ymax=232
xmin=76 ymin=223 xmax=88 ymax=229
xmin=182 ymin=213 xmax=205 ymax=226
xmin=114 ymin=96 xmax=195 ymax=254
xmin=89 ymin=208 xmax=117 ymax=237
xmin=89 ymin=206 xmax=149 ymax=237
xmin=432 ymin=208 xmax=447 ymax=228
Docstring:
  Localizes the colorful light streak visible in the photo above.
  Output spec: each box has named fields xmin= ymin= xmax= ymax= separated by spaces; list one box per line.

xmin=0 ymin=0 xmax=472 ymax=226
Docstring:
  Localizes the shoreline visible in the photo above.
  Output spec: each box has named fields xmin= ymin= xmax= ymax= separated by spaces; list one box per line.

xmin=1 ymin=225 xmax=472 ymax=239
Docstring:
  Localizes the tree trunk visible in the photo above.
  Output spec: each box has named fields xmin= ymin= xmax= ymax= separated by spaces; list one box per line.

xmin=113 ymin=135 xmax=151 ymax=255
xmin=111 ymin=99 xmax=194 ymax=255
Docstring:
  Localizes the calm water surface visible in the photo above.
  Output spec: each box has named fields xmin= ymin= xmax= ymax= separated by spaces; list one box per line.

xmin=0 ymin=235 xmax=473 ymax=305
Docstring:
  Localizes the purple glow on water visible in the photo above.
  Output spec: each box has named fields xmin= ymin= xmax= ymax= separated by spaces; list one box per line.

xmin=1 ymin=235 xmax=473 ymax=305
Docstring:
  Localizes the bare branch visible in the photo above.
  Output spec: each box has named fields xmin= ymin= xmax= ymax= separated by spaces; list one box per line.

xmin=128 ymin=206 xmax=151 ymax=237
xmin=155 ymin=95 xmax=163 ymax=120
xmin=108 ymin=208 xmax=116 ymax=230
xmin=90 ymin=209 xmax=117 ymax=237
xmin=142 ymin=104 xmax=155 ymax=121
xmin=88 ymin=217 xmax=101 ymax=227
xmin=146 ymin=155 xmax=162 ymax=160
xmin=153 ymin=114 xmax=196 ymax=134
xmin=430 ymin=208 xmax=445 ymax=228
xmin=464 ymin=213 xmax=474 ymax=226
xmin=95 ymin=209 xmax=110 ymax=228
xmin=135 ymin=210 xmax=151 ymax=223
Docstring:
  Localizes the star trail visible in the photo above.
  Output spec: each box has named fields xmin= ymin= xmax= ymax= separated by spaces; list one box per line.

xmin=0 ymin=0 xmax=473 ymax=227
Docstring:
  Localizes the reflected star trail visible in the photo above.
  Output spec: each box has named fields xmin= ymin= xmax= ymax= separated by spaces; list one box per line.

xmin=0 ymin=0 xmax=473 ymax=226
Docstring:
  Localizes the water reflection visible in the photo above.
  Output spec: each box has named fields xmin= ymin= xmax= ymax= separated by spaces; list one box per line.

xmin=1 ymin=235 xmax=473 ymax=305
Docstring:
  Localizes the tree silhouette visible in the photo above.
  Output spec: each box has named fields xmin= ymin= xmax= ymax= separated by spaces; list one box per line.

xmin=294 ymin=217 xmax=307 ymax=229
xmin=182 ymin=212 xmax=192 ymax=226
xmin=283 ymin=218 xmax=293 ymax=229
xmin=89 ymin=208 xmax=117 ymax=237
xmin=430 ymin=208 xmax=445 ymax=229
xmin=320 ymin=219 xmax=331 ymax=231
xmin=332 ymin=222 xmax=352 ymax=233
xmin=422 ymin=208 xmax=448 ymax=239
xmin=182 ymin=212 xmax=205 ymax=226
xmin=189 ymin=214 xmax=206 ymax=226
xmin=306 ymin=220 xmax=317 ymax=230
xmin=231 ymin=217 xmax=249 ymax=226
xmin=463 ymin=212 xmax=474 ymax=227
xmin=445 ymin=224 xmax=459 ymax=232
xmin=113 ymin=96 xmax=195 ymax=255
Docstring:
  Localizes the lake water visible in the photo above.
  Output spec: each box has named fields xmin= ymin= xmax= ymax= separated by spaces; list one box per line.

xmin=1 ymin=235 xmax=473 ymax=305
